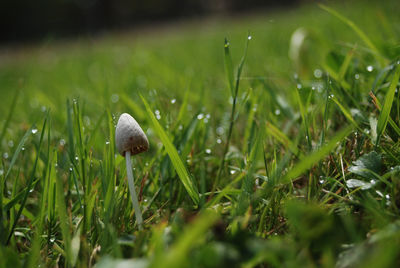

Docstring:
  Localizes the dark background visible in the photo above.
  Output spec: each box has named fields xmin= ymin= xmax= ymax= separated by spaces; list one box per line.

xmin=0 ymin=0 xmax=299 ymax=43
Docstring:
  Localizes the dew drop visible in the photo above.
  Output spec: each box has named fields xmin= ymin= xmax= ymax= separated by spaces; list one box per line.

xmin=111 ymin=94 xmax=119 ymax=103
xmin=313 ymin=69 xmax=323 ymax=78
xmin=8 ymin=140 xmax=14 ymax=147
xmin=274 ymin=109 xmax=281 ymax=115
xmin=0 ymin=170 xmax=3 ymax=176
xmin=31 ymin=128 xmax=38 ymax=134
xmin=217 ymin=138 xmax=222 ymax=144
xmin=105 ymin=141 xmax=110 ymax=145
xmin=59 ymin=139 xmax=66 ymax=146
xmin=197 ymin=113 xmax=204 ymax=120
xmin=205 ymin=149 xmax=211 ymax=154
xmin=171 ymin=98 xmax=176 ymax=104
xmin=367 ymin=65 xmax=374 ymax=72
xmin=230 ymin=170 xmax=236 ymax=175
xmin=297 ymin=83 xmax=302 ymax=89
xmin=3 ymin=153 xmax=8 ymax=159
xmin=355 ymin=74 xmax=360 ymax=79
xmin=248 ymin=35 xmax=252 ymax=40
xmin=216 ymin=127 xmax=224 ymax=135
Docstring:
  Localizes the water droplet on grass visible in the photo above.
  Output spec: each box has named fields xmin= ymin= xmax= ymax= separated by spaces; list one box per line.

xmin=205 ymin=149 xmax=211 ymax=154
xmin=216 ymin=127 xmax=224 ymax=135
xmin=217 ymin=138 xmax=222 ymax=144
xmin=248 ymin=35 xmax=252 ymax=40
xmin=355 ymin=74 xmax=360 ymax=79
xmin=297 ymin=83 xmax=302 ymax=89
xmin=313 ymin=69 xmax=323 ymax=78
xmin=0 ymin=170 xmax=3 ymax=176
xmin=275 ymin=109 xmax=281 ymax=115
xmin=111 ymin=94 xmax=119 ymax=103
xmin=197 ymin=113 xmax=204 ymax=120
xmin=367 ymin=65 xmax=374 ymax=72
xmin=31 ymin=128 xmax=38 ymax=134
xmin=171 ymin=98 xmax=176 ymax=104
xmin=230 ymin=170 xmax=236 ymax=175
xmin=3 ymin=153 xmax=8 ymax=159
xmin=59 ymin=139 xmax=66 ymax=146
xmin=106 ymin=141 xmax=110 ymax=145
xmin=8 ymin=140 xmax=14 ymax=147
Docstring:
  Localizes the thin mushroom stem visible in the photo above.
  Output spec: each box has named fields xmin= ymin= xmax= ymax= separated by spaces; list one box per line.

xmin=125 ymin=151 xmax=143 ymax=230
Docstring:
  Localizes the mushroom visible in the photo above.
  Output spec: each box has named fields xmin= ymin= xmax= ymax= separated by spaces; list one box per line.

xmin=115 ymin=113 xmax=149 ymax=230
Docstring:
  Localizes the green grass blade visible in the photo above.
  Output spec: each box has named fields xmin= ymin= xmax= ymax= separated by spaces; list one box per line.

xmin=56 ymin=174 xmax=72 ymax=265
xmin=141 ymin=95 xmax=200 ymax=205
xmin=376 ymin=64 xmax=400 ymax=144
xmin=330 ymin=96 xmax=362 ymax=131
xmin=6 ymin=114 xmax=48 ymax=245
xmin=319 ymin=4 xmax=385 ymax=65
xmin=282 ymin=125 xmax=353 ymax=184
xmin=224 ymin=38 xmax=234 ymax=97
xmin=338 ymin=48 xmax=355 ymax=81
xmin=4 ymin=126 xmax=33 ymax=181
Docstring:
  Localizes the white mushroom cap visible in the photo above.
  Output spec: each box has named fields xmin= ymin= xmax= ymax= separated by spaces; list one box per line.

xmin=115 ymin=113 xmax=149 ymax=157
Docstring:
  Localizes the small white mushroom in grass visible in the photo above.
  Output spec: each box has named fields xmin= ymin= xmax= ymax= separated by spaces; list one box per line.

xmin=115 ymin=113 xmax=149 ymax=230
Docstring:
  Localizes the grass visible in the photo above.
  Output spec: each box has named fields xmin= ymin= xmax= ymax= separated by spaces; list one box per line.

xmin=1 ymin=0 xmax=400 ymax=267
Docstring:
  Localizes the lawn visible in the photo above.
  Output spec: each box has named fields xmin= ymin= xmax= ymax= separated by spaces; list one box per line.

xmin=1 ymin=0 xmax=400 ymax=267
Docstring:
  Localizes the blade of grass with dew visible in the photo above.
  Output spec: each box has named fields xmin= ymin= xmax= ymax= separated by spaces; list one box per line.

xmin=282 ymin=125 xmax=353 ymax=184
xmin=330 ymin=95 xmax=362 ymax=131
xmin=319 ymin=4 xmax=386 ymax=65
xmin=4 ymin=126 xmax=33 ymax=181
xmin=6 ymin=113 xmax=48 ymax=245
xmin=224 ymin=38 xmax=234 ymax=97
xmin=376 ymin=64 xmax=400 ymax=144
xmin=322 ymin=63 xmax=351 ymax=90
xmin=28 ymin=119 xmax=53 ymax=268
xmin=215 ymin=35 xmax=250 ymax=188
xmin=141 ymin=95 xmax=200 ymax=205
